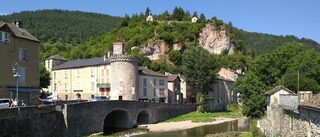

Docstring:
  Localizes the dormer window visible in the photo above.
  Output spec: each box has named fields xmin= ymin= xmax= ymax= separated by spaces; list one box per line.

xmin=0 ymin=31 xmax=10 ymax=43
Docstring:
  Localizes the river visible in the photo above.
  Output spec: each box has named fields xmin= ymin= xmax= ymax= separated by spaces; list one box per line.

xmin=133 ymin=119 xmax=250 ymax=137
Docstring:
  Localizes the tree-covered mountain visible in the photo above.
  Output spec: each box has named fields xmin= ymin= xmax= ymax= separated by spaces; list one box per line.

xmin=241 ymin=31 xmax=320 ymax=54
xmin=0 ymin=9 xmax=122 ymax=43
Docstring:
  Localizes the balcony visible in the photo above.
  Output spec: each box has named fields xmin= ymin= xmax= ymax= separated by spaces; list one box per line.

xmin=97 ymin=83 xmax=111 ymax=88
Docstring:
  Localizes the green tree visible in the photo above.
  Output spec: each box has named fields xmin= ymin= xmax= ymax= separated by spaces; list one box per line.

xmin=172 ymin=7 xmax=185 ymax=21
xmin=182 ymin=47 xmax=220 ymax=112
xmin=168 ymin=50 xmax=183 ymax=65
xmin=40 ymin=64 xmax=51 ymax=89
xmin=145 ymin=7 xmax=151 ymax=16
xmin=236 ymin=72 xmax=267 ymax=118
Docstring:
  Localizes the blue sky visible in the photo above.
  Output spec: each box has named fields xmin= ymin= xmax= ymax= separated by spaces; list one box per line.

xmin=1 ymin=0 xmax=319 ymax=43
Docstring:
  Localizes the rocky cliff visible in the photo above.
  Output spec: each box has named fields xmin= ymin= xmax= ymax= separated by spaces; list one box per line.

xmin=140 ymin=40 xmax=169 ymax=60
xmin=199 ymin=24 xmax=234 ymax=55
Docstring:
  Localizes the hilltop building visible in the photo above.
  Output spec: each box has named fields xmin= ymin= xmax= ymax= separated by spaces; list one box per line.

xmin=0 ymin=21 xmax=40 ymax=105
xmin=146 ymin=12 xmax=154 ymax=22
xmin=191 ymin=17 xmax=198 ymax=23
xmin=45 ymin=42 xmax=170 ymax=102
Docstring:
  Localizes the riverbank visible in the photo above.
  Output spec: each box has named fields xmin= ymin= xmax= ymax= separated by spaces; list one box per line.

xmin=139 ymin=117 xmax=238 ymax=132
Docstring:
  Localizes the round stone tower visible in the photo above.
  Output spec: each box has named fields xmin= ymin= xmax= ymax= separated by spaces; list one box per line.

xmin=110 ymin=42 xmax=139 ymax=100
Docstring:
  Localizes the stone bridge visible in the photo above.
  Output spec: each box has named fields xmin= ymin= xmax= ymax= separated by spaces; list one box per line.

xmin=0 ymin=101 xmax=195 ymax=137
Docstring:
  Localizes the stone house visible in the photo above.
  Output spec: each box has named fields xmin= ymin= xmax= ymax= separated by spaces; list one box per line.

xmin=0 ymin=21 xmax=40 ymax=105
xmin=298 ymin=91 xmax=313 ymax=102
xmin=205 ymin=68 xmax=240 ymax=111
xmin=205 ymin=76 xmax=236 ymax=111
xmin=179 ymin=74 xmax=196 ymax=103
xmin=264 ymin=85 xmax=297 ymax=113
xmin=167 ymin=74 xmax=182 ymax=104
xmin=138 ymin=67 xmax=168 ymax=103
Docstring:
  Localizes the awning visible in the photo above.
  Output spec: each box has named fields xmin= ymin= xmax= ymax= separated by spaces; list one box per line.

xmin=7 ymin=87 xmax=41 ymax=93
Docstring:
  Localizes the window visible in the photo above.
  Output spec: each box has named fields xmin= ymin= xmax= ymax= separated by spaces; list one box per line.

xmin=153 ymin=88 xmax=156 ymax=96
xmin=91 ymin=68 xmax=95 ymax=77
xmin=76 ymin=69 xmax=80 ymax=78
xmin=76 ymin=82 xmax=80 ymax=90
xmin=159 ymin=79 xmax=165 ymax=85
xmin=153 ymin=79 xmax=157 ymax=86
xmin=143 ymin=78 xmax=147 ymax=87
xmin=18 ymin=67 xmax=26 ymax=82
xmin=64 ymin=70 xmax=68 ymax=79
xmin=54 ymin=83 xmax=57 ymax=91
xmin=91 ymin=82 xmax=95 ymax=91
xmin=64 ymin=83 xmax=68 ymax=92
xmin=19 ymin=48 xmax=28 ymax=61
xmin=0 ymin=31 xmax=10 ymax=43
xmin=159 ymin=88 xmax=165 ymax=95
xmin=143 ymin=88 xmax=147 ymax=96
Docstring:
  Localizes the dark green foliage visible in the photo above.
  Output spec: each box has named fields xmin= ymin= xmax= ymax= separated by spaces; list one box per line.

xmin=168 ymin=50 xmax=183 ymax=65
xmin=237 ymin=42 xmax=320 ymax=118
xmin=182 ymin=47 xmax=221 ymax=112
xmin=236 ymin=72 xmax=267 ymax=118
xmin=0 ymin=9 xmax=121 ymax=43
xmin=172 ymin=7 xmax=185 ymax=21
xmin=240 ymin=31 xmax=320 ymax=53
xmin=40 ymin=64 xmax=51 ymax=88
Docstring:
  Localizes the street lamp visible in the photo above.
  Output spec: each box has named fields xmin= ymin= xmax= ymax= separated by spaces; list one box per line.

xmin=12 ymin=62 xmax=20 ymax=107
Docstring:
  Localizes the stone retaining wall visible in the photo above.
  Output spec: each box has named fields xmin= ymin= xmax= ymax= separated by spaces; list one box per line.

xmin=259 ymin=105 xmax=320 ymax=137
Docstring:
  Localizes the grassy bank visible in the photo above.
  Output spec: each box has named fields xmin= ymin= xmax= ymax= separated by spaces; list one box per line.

xmin=166 ymin=104 xmax=242 ymax=122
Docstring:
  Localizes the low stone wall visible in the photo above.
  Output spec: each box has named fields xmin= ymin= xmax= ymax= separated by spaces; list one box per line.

xmin=0 ymin=105 xmax=66 ymax=137
xmin=259 ymin=105 xmax=320 ymax=137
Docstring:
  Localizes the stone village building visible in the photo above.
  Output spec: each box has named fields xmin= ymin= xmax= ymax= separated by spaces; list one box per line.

xmin=46 ymin=42 xmax=170 ymax=103
xmin=205 ymin=68 xmax=240 ymax=111
xmin=0 ymin=21 xmax=40 ymax=105
xmin=259 ymin=85 xmax=320 ymax=137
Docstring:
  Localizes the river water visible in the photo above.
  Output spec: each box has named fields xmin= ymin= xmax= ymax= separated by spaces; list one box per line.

xmin=134 ymin=119 xmax=250 ymax=137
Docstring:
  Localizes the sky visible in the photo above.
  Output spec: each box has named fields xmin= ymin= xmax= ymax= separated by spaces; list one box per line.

xmin=0 ymin=0 xmax=319 ymax=43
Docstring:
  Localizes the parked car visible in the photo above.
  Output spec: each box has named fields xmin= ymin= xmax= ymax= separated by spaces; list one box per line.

xmin=89 ymin=96 xmax=108 ymax=102
xmin=0 ymin=98 xmax=10 ymax=109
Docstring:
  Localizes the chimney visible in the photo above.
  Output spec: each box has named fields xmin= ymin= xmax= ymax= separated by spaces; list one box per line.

xmin=113 ymin=42 xmax=123 ymax=55
xmin=14 ymin=20 xmax=22 ymax=28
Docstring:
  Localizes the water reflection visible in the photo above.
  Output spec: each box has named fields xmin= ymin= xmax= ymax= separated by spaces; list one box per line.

xmin=135 ymin=119 xmax=250 ymax=137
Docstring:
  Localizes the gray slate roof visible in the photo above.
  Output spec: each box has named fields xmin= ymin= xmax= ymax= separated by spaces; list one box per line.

xmin=47 ymin=54 xmax=66 ymax=60
xmin=53 ymin=57 xmax=110 ymax=70
xmin=0 ymin=21 xmax=39 ymax=42
xmin=168 ymin=74 xmax=181 ymax=82
xmin=265 ymin=85 xmax=296 ymax=96
xmin=139 ymin=67 xmax=167 ymax=77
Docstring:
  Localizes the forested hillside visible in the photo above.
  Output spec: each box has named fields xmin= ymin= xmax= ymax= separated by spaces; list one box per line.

xmin=0 ymin=9 xmax=121 ymax=43
xmin=241 ymin=31 xmax=320 ymax=53
xmin=1 ymin=8 xmax=319 ymax=67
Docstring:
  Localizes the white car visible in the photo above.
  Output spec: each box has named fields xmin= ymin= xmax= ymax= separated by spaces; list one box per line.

xmin=89 ymin=96 xmax=108 ymax=102
xmin=0 ymin=99 xmax=10 ymax=109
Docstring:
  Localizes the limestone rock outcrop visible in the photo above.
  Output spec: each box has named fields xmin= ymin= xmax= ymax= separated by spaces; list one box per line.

xmin=199 ymin=24 xmax=234 ymax=55
xmin=140 ymin=40 xmax=169 ymax=61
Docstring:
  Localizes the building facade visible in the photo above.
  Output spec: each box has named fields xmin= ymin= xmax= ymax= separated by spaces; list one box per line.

xmin=0 ymin=21 xmax=40 ymax=105
xmin=46 ymin=42 xmax=171 ymax=102
xmin=138 ymin=67 xmax=168 ymax=103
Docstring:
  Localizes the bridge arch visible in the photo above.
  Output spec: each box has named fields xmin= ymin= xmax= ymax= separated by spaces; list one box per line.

xmin=136 ymin=109 xmax=152 ymax=125
xmin=103 ymin=109 xmax=131 ymax=135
